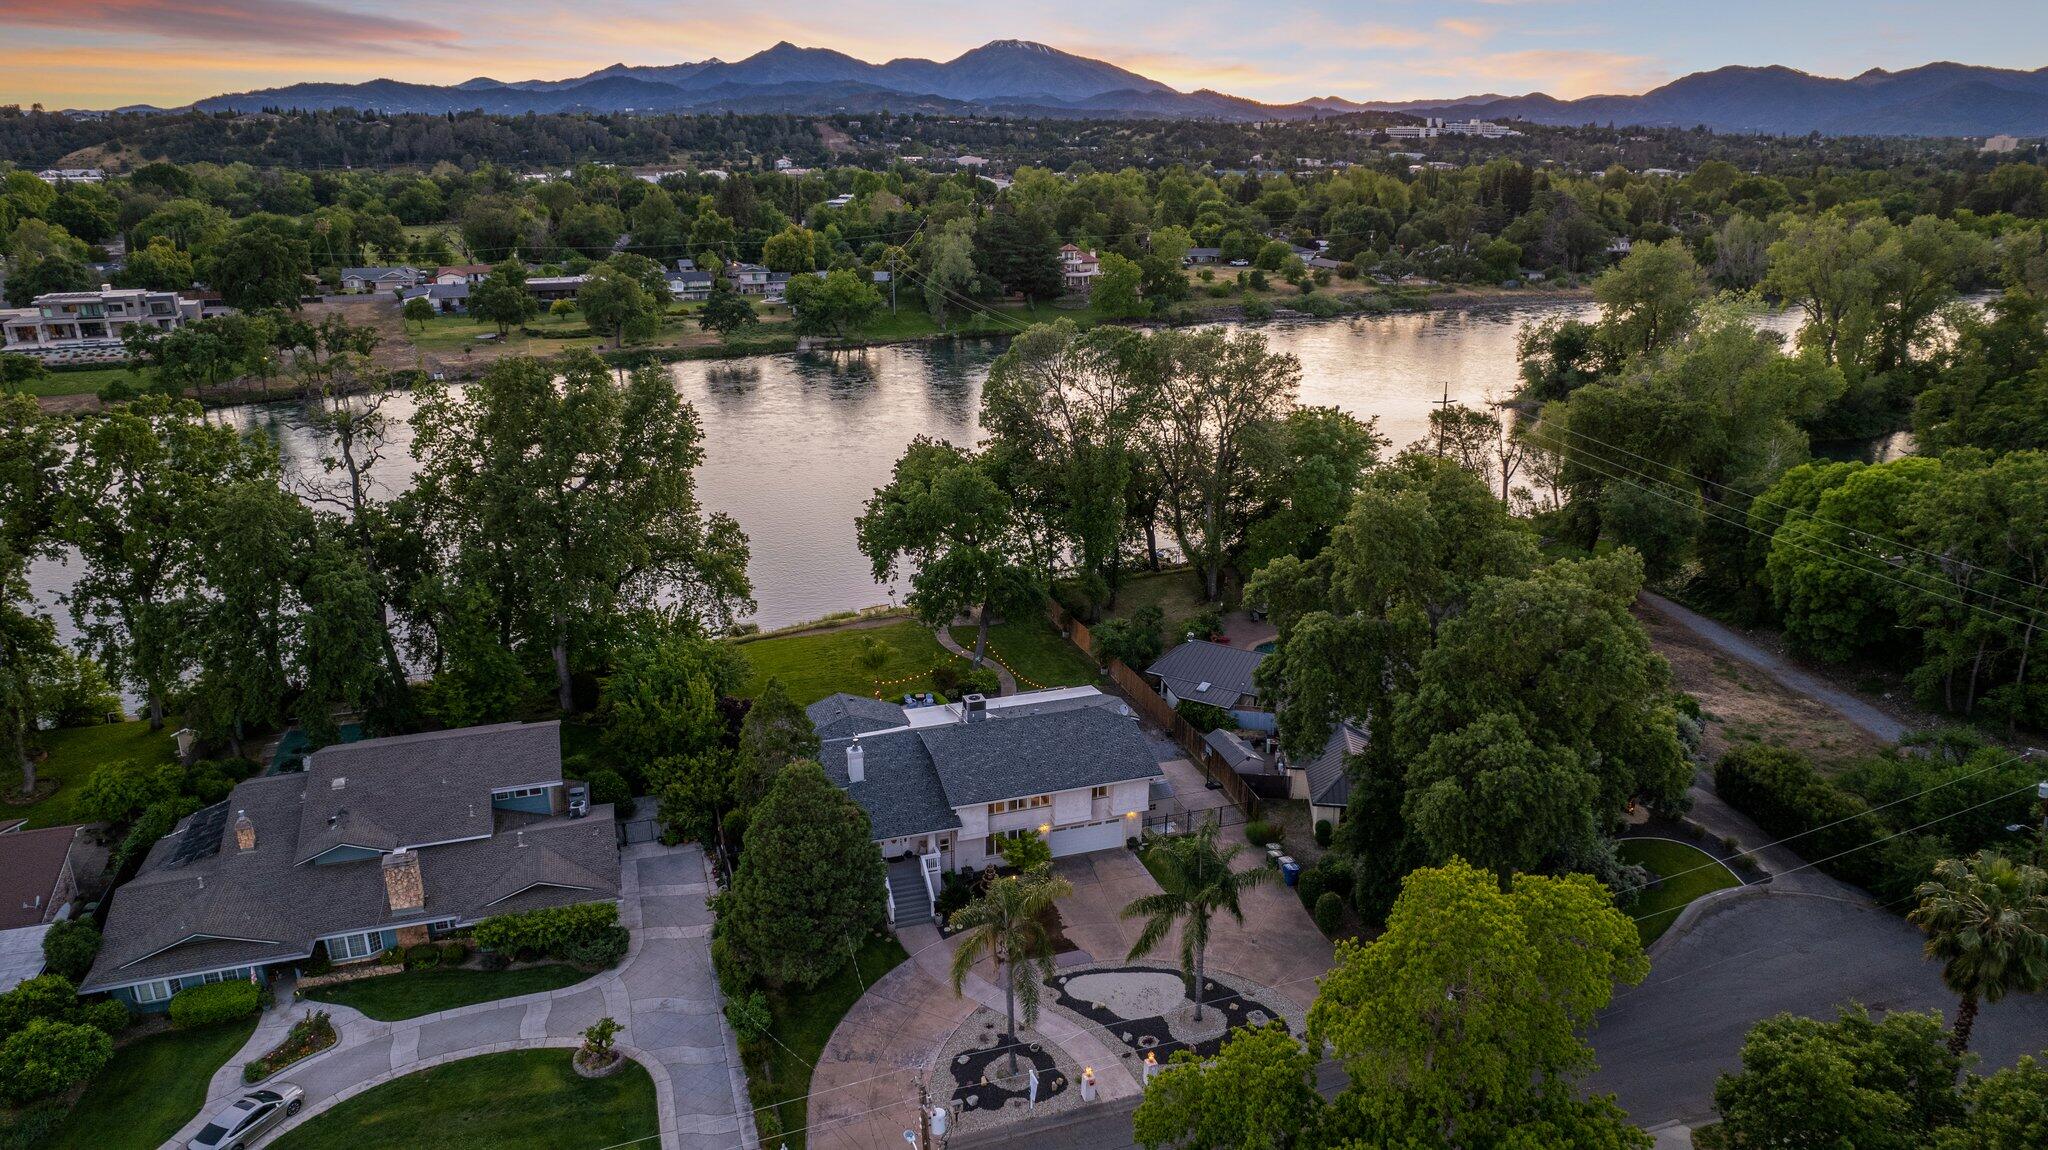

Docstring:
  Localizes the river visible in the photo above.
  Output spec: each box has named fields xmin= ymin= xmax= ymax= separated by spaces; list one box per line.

xmin=32 ymin=297 xmax=1821 ymax=645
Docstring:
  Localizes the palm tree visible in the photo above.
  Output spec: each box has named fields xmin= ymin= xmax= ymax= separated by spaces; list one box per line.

xmin=1122 ymin=824 xmax=1268 ymax=1022
xmin=1908 ymin=850 xmax=2048 ymax=1054
xmin=948 ymin=868 xmax=1074 ymax=1072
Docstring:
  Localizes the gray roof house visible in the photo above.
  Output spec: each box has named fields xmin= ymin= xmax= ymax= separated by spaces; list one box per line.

xmin=398 ymin=282 xmax=469 ymax=314
xmin=339 ymin=266 xmax=422 ymax=293
xmin=1288 ymin=721 xmax=1368 ymax=825
xmin=806 ymin=688 xmax=1162 ymax=926
xmin=82 ymin=722 xmax=618 ymax=1010
xmin=1146 ymin=639 xmax=1270 ymax=721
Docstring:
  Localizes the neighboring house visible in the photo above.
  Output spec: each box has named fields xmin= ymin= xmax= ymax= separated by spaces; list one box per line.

xmin=1185 ymin=247 xmax=1222 ymax=265
xmin=82 ymin=722 xmax=619 ymax=1011
xmin=1285 ymin=721 xmax=1368 ymax=828
xmin=35 ymin=168 xmax=104 ymax=184
xmin=339 ymin=266 xmax=422 ymax=294
xmin=1203 ymin=728 xmax=1265 ymax=775
xmin=1307 ymin=256 xmax=1347 ymax=272
xmin=674 ymin=258 xmax=698 ymax=273
xmin=435 ymin=265 xmax=494 ymax=286
xmin=808 ymin=688 xmax=1162 ymax=925
xmin=525 ymin=275 xmax=588 ymax=303
xmin=728 ymin=262 xmax=772 ymax=295
xmin=1607 ymin=237 xmax=1634 ymax=257
xmin=398 ymin=282 xmax=469 ymax=315
xmin=765 ymin=272 xmax=792 ymax=301
xmin=1145 ymin=639 xmax=1274 ymax=732
xmin=0 ymin=825 xmax=86 ymax=993
xmin=1 ymin=286 xmax=202 ymax=355
xmin=823 ymin=193 xmax=855 ymax=208
xmin=1059 ymin=244 xmax=1100 ymax=296
xmin=667 ymin=271 xmax=714 ymax=301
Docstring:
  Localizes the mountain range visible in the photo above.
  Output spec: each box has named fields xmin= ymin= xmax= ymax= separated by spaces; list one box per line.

xmin=182 ymin=41 xmax=2048 ymax=137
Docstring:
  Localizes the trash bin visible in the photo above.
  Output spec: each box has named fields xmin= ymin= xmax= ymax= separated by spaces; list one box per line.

xmin=1280 ymin=858 xmax=1301 ymax=887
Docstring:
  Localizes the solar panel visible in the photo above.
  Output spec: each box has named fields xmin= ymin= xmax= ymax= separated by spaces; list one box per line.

xmin=166 ymin=801 xmax=230 ymax=868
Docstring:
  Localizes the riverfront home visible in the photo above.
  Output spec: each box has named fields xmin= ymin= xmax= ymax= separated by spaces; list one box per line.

xmin=1 ymin=286 xmax=202 ymax=355
xmin=82 ymin=722 xmax=619 ymax=1010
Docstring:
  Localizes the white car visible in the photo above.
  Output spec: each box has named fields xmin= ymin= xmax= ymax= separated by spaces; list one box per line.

xmin=189 ymin=1084 xmax=304 ymax=1150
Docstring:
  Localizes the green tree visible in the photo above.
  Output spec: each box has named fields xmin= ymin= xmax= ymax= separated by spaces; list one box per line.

xmin=115 ymin=236 xmax=197 ymax=292
xmin=402 ymin=295 xmax=435 ymax=331
xmin=577 ymin=262 xmax=662 ymax=348
xmin=469 ymin=260 xmax=539 ymax=335
xmin=1124 ymin=824 xmax=1268 ymax=1021
xmin=697 ymin=278 xmax=756 ymax=341
xmin=0 ymin=1018 xmax=113 ymax=1106
xmin=1240 ymin=405 xmax=1387 ymax=574
xmin=947 ymin=867 xmax=1073 ymax=1071
xmin=1091 ymin=251 xmax=1150 ymax=319
xmin=857 ymin=437 xmax=1035 ymax=666
xmin=786 ymin=268 xmax=882 ymax=337
xmin=1593 ymin=238 xmax=1707 ymax=357
xmin=760 ymin=226 xmax=819 ymax=274
xmin=1935 ymin=1055 xmax=2048 ymax=1150
xmin=210 ymin=219 xmax=308 ymax=312
xmin=409 ymin=354 xmax=753 ymax=711
xmin=734 ymin=677 xmax=819 ymax=809
xmin=1308 ymin=859 xmax=1649 ymax=1147
xmin=719 ymin=761 xmax=887 ymax=987
xmin=1132 ymin=1023 xmax=1320 ymax=1150
xmin=1908 ymin=850 xmax=2048 ymax=1054
xmin=39 ymin=921 xmax=100 ymax=983
xmin=1713 ymin=1006 xmax=1965 ymax=1150
xmin=922 ymin=218 xmax=980 ymax=325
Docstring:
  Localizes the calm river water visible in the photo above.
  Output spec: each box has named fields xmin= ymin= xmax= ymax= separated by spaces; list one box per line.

xmin=33 ymin=297 xmax=1819 ymax=643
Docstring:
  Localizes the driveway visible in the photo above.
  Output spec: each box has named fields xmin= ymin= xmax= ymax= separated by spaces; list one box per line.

xmin=172 ymin=843 xmax=751 ymax=1150
xmin=1589 ymin=887 xmax=2048 ymax=1128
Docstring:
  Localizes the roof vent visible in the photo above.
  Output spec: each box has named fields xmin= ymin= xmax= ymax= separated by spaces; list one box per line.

xmin=1196 ymin=681 xmax=1212 ymax=693
xmin=330 ymin=777 xmax=346 ymax=790
xmin=847 ymin=739 xmax=865 ymax=784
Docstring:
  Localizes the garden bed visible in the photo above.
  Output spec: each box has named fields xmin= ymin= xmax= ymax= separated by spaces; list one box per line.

xmin=245 ymin=1009 xmax=338 ymax=1083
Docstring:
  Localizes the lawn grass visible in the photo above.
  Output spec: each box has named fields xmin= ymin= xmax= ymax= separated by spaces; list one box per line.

xmin=734 ymin=619 xmax=960 ymax=705
xmin=1099 ymin=569 xmax=1211 ymax=648
xmin=1617 ymin=837 xmax=1742 ymax=946
xmin=744 ymin=932 xmax=908 ymax=1150
xmin=301 ymin=964 xmax=589 ymax=1021
xmin=265 ymin=1048 xmax=657 ymax=1150
xmin=7 ymin=365 xmax=148 ymax=398
xmin=4 ymin=721 xmax=178 ymax=828
xmin=949 ymin=615 xmax=1100 ymax=691
xmin=40 ymin=1017 xmax=258 ymax=1150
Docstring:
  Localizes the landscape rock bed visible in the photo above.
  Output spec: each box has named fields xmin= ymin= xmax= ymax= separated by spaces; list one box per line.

xmin=1045 ymin=962 xmax=1303 ymax=1062
xmin=936 ymin=1007 xmax=1079 ymax=1135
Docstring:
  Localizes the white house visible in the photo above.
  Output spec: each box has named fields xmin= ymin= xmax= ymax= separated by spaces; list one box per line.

xmin=809 ymin=688 xmax=1162 ymax=926
xmin=1059 ymin=244 xmax=1100 ymax=296
xmin=1 ymin=286 xmax=202 ymax=355
xmin=339 ymin=266 xmax=423 ymax=294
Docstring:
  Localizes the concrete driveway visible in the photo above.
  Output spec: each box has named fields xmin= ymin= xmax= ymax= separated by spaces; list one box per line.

xmin=1589 ymin=886 xmax=2048 ymax=1128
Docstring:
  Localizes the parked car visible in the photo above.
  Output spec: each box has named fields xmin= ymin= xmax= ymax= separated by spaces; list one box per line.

xmin=189 ymin=1084 xmax=304 ymax=1150
xmin=1228 ymin=259 xmax=1250 ymax=267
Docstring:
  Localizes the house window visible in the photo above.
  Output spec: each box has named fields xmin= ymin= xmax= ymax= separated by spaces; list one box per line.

xmin=494 ymin=786 xmax=548 ymax=800
xmin=132 ymin=979 xmax=174 ymax=1004
xmin=327 ymin=930 xmax=384 ymax=961
xmin=200 ymin=967 xmax=249 ymax=984
xmin=1090 ymin=786 xmax=1109 ymax=800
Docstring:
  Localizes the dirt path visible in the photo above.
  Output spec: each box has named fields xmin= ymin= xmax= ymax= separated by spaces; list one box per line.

xmin=1639 ymin=592 xmax=1906 ymax=764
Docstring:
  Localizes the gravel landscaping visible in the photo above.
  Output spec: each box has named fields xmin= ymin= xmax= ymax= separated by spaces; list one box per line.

xmin=937 ymin=1007 xmax=1081 ymax=1136
xmin=1043 ymin=962 xmax=1304 ymax=1064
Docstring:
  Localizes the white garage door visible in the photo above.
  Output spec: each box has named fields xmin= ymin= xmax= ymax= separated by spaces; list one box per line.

xmin=1046 ymin=819 xmax=1127 ymax=857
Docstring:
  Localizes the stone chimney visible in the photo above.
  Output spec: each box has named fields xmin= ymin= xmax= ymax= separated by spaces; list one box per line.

xmin=381 ymin=848 xmax=424 ymax=913
xmin=233 ymin=810 xmax=255 ymax=852
xmin=847 ymin=739 xmax=865 ymax=784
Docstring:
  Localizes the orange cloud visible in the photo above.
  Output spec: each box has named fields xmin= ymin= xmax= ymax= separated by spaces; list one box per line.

xmin=0 ymin=0 xmax=457 ymax=49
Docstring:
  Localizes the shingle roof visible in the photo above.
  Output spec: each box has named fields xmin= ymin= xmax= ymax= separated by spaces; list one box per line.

xmin=1203 ymin=728 xmax=1262 ymax=773
xmin=1299 ymin=722 xmax=1367 ymax=809
xmin=0 ymin=826 xmax=79 ymax=930
xmin=83 ymin=723 xmax=618 ymax=993
xmin=819 ymin=732 xmax=960 ymax=841
xmin=295 ymin=722 xmax=561 ymax=863
xmin=807 ymin=694 xmax=908 ymax=742
xmin=1146 ymin=640 xmax=1267 ymax=709
xmin=916 ymin=707 xmax=1162 ymax=808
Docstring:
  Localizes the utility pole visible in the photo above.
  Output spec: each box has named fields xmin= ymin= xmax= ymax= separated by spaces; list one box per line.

xmin=1433 ymin=382 xmax=1453 ymax=457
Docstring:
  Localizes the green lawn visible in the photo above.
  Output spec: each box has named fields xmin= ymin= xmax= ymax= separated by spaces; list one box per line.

xmin=8 ymin=365 xmax=148 ymax=398
xmin=734 ymin=619 xmax=960 ymax=705
xmin=1618 ymin=837 xmax=1742 ymax=945
xmin=301 ymin=964 xmax=589 ymax=1021
xmin=406 ymin=309 xmax=611 ymax=355
xmin=745 ymin=932 xmax=907 ymax=1150
xmin=4 ymin=721 xmax=178 ymax=828
xmin=265 ymin=1049 xmax=657 ymax=1150
xmin=1098 ymin=569 xmax=1212 ymax=647
xmin=40 ymin=1018 xmax=258 ymax=1150
xmin=949 ymin=615 xmax=1100 ymax=691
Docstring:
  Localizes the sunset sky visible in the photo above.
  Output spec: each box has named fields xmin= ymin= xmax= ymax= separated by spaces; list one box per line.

xmin=3 ymin=0 xmax=2043 ymax=110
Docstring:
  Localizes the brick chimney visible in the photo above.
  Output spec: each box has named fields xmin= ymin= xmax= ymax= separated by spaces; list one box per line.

xmin=381 ymin=848 xmax=424 ymax=913
xmin=233 ymin=810 xmax=255 ymax=852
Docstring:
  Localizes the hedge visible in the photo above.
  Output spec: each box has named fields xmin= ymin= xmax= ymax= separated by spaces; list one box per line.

xmin=473 ymin=901 xmax=628 ymax=967
xmin=167 ymin=980 xmax=261 ymax=1029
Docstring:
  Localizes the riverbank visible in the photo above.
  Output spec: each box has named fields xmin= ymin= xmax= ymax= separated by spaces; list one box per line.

xmin=24 ymin=283 xmax=1591 ymax=415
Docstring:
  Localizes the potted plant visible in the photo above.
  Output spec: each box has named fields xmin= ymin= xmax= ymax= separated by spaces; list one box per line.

xmin=574 ymin=1016 xmax=625 ymax=1078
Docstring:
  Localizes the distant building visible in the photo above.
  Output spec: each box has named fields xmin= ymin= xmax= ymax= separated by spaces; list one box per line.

xmin=1059 ymin=244 xmax=1100 ymax=295
xmin=1185 ymin=247 xmax=1223 ymax=265
xmin=397 ymin=282 xmax=469 ymax=315
xmin=666 ymin=271 xmax=714 ymax=301
xmin=728 ymin=262 xmax=773 ymax=296
xmin=954 ymin=155 xmax=991 ymax=168
xmin=524 ymin=275 xmax=588 ymax=303
xmin=1982 ymin=134 xmax=2022 ymax=153
xmin=1 ymin=286 xmax=202 ymax=355
xmin=0 ymin=825 xmax=86 ymax=993
xmin=435 ymin=265 xmax=494 ymax=286
xmin=35 ymin=168 xmax=104 ymax=184
xmin=1385 ymin=117 xmax=1518 ymax=140
xmin=824 ymin=193 xmax=855 ymax=209
xmin=339 ymin=266 xmax=423 ymax=294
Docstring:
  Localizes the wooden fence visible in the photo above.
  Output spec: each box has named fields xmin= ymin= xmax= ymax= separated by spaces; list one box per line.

xmin=1046 ymin=601 xmax=1262 ymax=822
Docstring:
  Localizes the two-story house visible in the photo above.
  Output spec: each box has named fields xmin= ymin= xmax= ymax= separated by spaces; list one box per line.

xmin=81 ymin=722 xmax=619 ymax=1011
xmin=808 ymin=688 xmax=1161 ymax=926
xmin=1 ymin=286 xmax=202 ymax=354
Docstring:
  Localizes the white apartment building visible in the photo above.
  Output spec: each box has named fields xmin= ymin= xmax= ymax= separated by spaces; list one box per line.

xmin=1 ymin=286 xmax=202 ymax=355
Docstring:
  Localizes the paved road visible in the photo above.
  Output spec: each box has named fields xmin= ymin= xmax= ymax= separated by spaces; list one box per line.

xmin=1589 ymin=887 xmax=2048 ymax=1127
xmin=955 ymin=1062 xmax=1350 ymax=1150
xmin=1638 ymin=592 xmax=1909 ymax=744
xmin=181 ymin=843 xmax=751 ymax=1150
